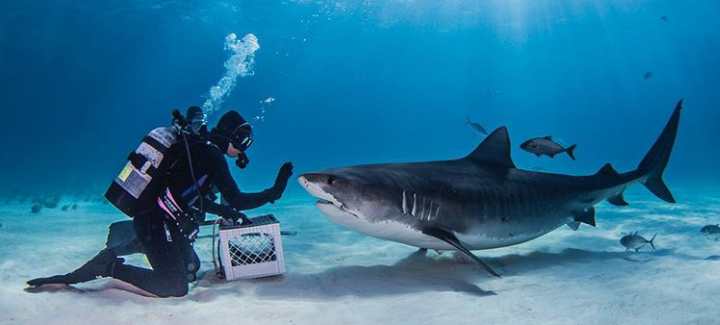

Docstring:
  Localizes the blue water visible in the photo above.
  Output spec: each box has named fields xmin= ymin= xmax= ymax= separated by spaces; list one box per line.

xmin=1 ymin=0 xmax=718 ymax=197
xmin=1 ymin=1 xmax=720 ymax=323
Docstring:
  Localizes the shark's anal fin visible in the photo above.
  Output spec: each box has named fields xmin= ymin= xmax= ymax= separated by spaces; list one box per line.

xmin=422 ymin=227 xmax=501 ymax=278
xmin=465 ymin=127 xmax=515 ymax=169
xmin=567 ymin=221 xmax=581 ymax=231
xmin=573 ymin=207 xmax=596 ymax=227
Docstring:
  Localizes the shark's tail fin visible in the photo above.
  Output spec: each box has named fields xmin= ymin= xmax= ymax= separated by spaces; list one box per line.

xmin=648 ymin=233 xmax=657 ymax=250
xmin=565 ymin=144 xmax=577 ymax=161
xmin=636 ymin=99 xmax=682 ymax=203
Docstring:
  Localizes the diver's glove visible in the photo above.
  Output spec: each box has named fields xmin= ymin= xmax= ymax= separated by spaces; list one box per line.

xmin=268 ymin=162 xmax=293 ymax=203
xmin=229 ymin=207 xmax=252 ymax=225
xmin=219 ymin=206 xmax=252 ymax=226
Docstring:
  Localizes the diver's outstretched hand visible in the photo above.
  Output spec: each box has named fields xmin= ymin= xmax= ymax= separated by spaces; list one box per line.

xmin=269 ymin=162 xmax=293 ymax=203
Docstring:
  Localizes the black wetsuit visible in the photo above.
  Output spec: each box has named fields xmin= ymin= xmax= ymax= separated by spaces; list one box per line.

xmin=111 ymin=135 xmax=278 ymax=297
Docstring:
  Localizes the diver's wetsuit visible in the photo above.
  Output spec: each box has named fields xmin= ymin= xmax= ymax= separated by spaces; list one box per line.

xmin=111 ymin=136 xmax=279 ymax=297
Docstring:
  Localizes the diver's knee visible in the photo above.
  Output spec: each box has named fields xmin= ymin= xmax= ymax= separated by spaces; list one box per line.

xmin=155 ymin=277 xmax=189 ymax=298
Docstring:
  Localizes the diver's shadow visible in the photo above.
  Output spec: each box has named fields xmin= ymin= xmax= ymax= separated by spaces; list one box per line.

xmin=250 ymin=250 xmax=496 ymax=298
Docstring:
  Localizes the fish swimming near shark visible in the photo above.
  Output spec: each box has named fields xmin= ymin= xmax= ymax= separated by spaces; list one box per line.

xmin=700 ymin=224 xmax=720 ymax=241
xmin=465 ymin=117 xmax=488 ymax=135
xmin=521 ymin=136 xmax=577 ymax=160
xmin=620 ymin=231 xmax=657 ymax=252
xmin=299 ymin=100 xmax=682 ymax=277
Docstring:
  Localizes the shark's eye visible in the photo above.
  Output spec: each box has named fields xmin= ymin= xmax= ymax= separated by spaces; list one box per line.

xmin=327 ymin=176 xmax=336 ymax=185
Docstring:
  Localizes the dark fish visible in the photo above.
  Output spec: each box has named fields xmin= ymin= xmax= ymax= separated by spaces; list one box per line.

xmin=644 ymin=71 xmax=653 ymax=80
xmin=61 ymin=205 xmax=69 ymax=212
xmin=31 ymin=203 xmax=42 ymax=213
xmin=43 ymin=195 xmax=60 ymax=209
xmin=72 ymin=203 xmax=78 ymax=210
xmin=465 ymin=117 xmax=488 ymax=135
xmin=660 ymin=15 xmax=669 ymax=22
xmin=701 ymin=224 xmax=720 ymax=241
xmin=620 ymin=231 xmax=657 ymax=252
xmin=520 ymin=136 xmax=577 ymax=160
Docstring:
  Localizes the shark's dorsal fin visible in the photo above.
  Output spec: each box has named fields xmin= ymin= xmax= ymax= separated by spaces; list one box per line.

xmin=543 ymin=136 xmax=553 ymax=140
xmin=465 ymin=127 xmax=516 ymax=168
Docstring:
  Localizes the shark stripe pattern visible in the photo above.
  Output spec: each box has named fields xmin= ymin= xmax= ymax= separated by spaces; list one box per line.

xmin=299 ymin=100 xmax=683 ymax=277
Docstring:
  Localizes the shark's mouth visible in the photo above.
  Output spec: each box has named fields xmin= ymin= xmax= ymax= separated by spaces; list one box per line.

xmin=315 ymin=198 xmax=361 ymax=219
xmin=299 ymin=175 xmax=361 ymax=219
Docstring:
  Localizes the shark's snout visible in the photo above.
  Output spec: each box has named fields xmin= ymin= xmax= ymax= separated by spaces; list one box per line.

xmin=298 ymin=173 xmax=333 ymax=187
xmin=298 ymin=173 xmax=343 ymax=206
xmin=298 ymin=172 xmax=365 ymax=221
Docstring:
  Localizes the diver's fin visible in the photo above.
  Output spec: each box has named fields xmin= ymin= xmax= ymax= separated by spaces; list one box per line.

xmin=465 ymin=127 xmax=516 ymax=169
xmin=637 ymin=99 xmax=682 ymax=203
xmin=422 ymin=227 xmax=501 ymax=278
xmin=573 ymin=207 xmax=596 ymax=227
xmin=567 ymin=221 xmax=581 ymax=231
xmin=607 ymin=191 xmax=629 ymax=206
xmin=106 ymin=220 xmax=144 ymax=256
xmin=27 ymin=250 xmax=123 ymax=287
xmin=106 ymin=220 xmax=135 ymax=248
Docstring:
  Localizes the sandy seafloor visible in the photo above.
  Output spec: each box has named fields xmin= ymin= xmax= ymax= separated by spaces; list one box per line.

xmin=1 ymin=187 xmax=720 ymax=325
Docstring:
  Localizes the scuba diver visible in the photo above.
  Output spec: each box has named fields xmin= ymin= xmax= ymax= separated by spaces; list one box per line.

xmin=27 ymin=107 xmax=294 ymax=298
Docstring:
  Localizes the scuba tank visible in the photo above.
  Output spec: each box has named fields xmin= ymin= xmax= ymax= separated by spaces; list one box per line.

xmin=105 ymin=110 xmax=188 ymax=217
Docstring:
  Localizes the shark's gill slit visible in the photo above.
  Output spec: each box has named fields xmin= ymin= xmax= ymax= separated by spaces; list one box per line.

xmin=402 ymin=191 xmax=407 ymax=214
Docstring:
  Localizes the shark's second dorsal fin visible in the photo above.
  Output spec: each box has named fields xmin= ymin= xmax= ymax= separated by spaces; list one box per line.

xmin=596 ymin=163 xmax=620 ymax=177
xmin=465 ymin=127 xmax=516 ymax=168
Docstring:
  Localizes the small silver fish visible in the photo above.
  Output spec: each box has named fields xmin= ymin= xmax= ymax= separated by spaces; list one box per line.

xmin=620 ymin=231 xmax=657 ymax=252
xmin=465 ymin=117 xmax=488 ymax=135
xmin=521 ymin=136 xmax=577 ymax=160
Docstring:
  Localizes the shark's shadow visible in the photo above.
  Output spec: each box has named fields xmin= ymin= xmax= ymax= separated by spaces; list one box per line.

xmin=241 ymin=246 xmax=702 ymax=301
xmin=247 ymin=249 xmax=496 ymax=299
xmin=490 ymin=247 xmax=695 ymax=275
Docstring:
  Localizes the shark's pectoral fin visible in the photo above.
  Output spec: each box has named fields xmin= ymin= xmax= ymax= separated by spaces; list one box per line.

xmin=422 ymin=227 xmax=501 ymax=278
xmin=573 ymin=207 xmax=596 ymax=227
xmin=567 ymin=221 xmax=581 ymax=231
xmin=607 ymin=192 xmax=629 ymax=206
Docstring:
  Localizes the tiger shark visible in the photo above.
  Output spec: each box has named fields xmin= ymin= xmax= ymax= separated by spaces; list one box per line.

xmin=298 ymin=100 xmax=682 ymax=277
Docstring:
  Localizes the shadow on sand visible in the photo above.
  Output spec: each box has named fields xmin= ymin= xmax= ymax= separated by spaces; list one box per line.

xmin=26 ymin=247 xmax=703 ymax=302
xmin=244 ymin=246 xmax=701 ymax=301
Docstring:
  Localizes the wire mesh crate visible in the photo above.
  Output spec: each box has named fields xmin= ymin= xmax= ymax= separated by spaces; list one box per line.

xmin=218 ymin=214 xmax=286 ymax=281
